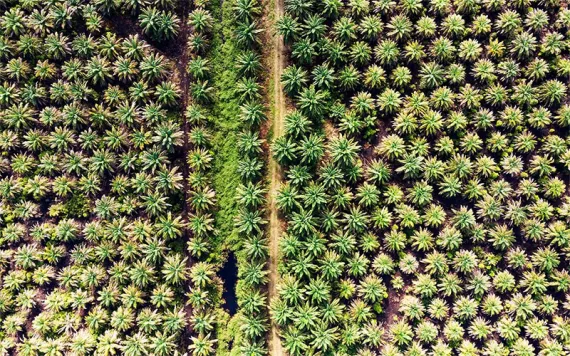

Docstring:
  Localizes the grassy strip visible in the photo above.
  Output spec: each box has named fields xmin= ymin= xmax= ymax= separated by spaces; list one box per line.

xmin=207 ymin=0 xmax=242 ymax=260
xmin=189 ymin=0 xmax=244 ymax=353
xmin=201 ymin=2 xmax=272 ymax=354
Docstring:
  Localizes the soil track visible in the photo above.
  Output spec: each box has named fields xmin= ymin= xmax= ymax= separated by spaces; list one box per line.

xmin=266 ymin=0 xmax=286 ymax=354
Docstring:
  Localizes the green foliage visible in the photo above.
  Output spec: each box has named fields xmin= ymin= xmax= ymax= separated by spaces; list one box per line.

xmin=185 ymin=0 xmax=269 ymax=354
xmin=0 ymin=0 xmax=189 ymax=353
xmin=62 ymin=193 xmax=90 ymax=218
xmin=272 ymin=0 xmax=570 ymax=355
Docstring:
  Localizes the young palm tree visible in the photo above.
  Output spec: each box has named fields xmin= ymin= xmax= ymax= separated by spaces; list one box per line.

xmin=188 ymin=9 xmax=212 ymax=33
xmin=189 ymin=333 xmax=217 ymax=356
xmin=235 ymin=208 xmax=267 ymax=235
xmin=236 ymin=51 xmax=261 ymax=77
xmin=272 ymin=136 xmax=298 ymax=164
xmin=236 ymin=20 xmax=263 ymax=46
xmin=161 ymin=254 xmax=188 ymax=285
xmin=297 ymin=85 xmax=328 ymax=118
xmin=282 ymin=65 xmax=308 ymax=96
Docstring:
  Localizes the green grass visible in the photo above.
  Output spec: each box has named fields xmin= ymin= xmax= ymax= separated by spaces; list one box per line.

xmin=206 ymin=0 xmax=242 ymax=261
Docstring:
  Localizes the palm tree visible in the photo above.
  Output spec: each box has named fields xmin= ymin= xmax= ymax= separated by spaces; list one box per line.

xmin=23 ymin=175 xmax=50 ymax=200
xmin=150 ymin=332 xmax=176 ymax=356
xmin=270 ymin=298 xmax=293 ymax=327
xmin=236 ymin=182 xmax=266 ymax=208
xmin=189 ymin=333 xmax=217 ymax=356
xmin=235 ymin=208 xmax=267 ymax=235
xmin=190 ymin=262 xmax=215 ymax=288
xmin=272 ymin=136 xmax=298 ymax=164
xmin=237 ymin=130 xmax=264 ymax=155
xmin=510 ymin=31 xmax=537 ymax=59
xmin=282 ymin=65 xmax=308 ymax=96
xmin=240 ymin=260 xmax=268 ymax=286
xmin=276 ymin=183 xmax=300 ymax=213
xmin=188 ymin=33 xmax=208 ymax=54
xmin=282 ymin=327 xmax=308 ymax=356
xmin=276 ymin=15 xmax=301 ymax=43
xmin=420 ymin=62 xmax=446 ymax=88
xmin=389 ymin=320 xmax=413 ymax=346
xmin=540 ymin=80 xmax=567 ymax=105
xmin=187 ymin=236 xmax=209 ymax=258
xmin=155 ymin=165 xmax=183 ymax=193
xmin=310 ymin=322 xmax=338 ymax=352
xmin=188 ymin=56 xmax=210 ymax=80
xmin=240 ymin=313 xmax=268 ymax=339
xmin=302 ymin=14 xmax=326 ymax=41
xmin=188 ymin=148 xmax=213 ymax=172
xmin=162 ymin=254 xmax=188 ymax=285
xmin=140 ymin=52 xmax=167 ymax=82
xmin=190 ymin=80 xmax=213 ymax=103
xmin=188 ymin=213 xmax=214 ymax=238
xmin=4 ymin=103 xmax=36 ymax=129
xmin=96 ymin=330 xmax=121 ymax=356
xmin=189 ymin=126 xmax=211 ymax=147
xmin=237 ymin=156 xmax=263 ymax=181
xmin=236 ymin=51 xmax=261 ymax=76
xmin=189 ymin=187 xmax=216 ymax=212
xmin=188 ymin=9 xmax=212 ymax=33
xmin=155 ymin=81 xmax=180 ymax=107
xmin=289 ymin=209 xmax=317 ymax=236
xmin=337 ymin=65 xmax=360 ymax=90
xmin=143 ymin=190 xmax=170 ymax=217
xmin=243 ymin=234 xmax=269 ymax=260
xmin=297 ymin=134 xmax=324 ymax=166
xmin=328 ymin=135 xmax=359 ymax=167
xmin=291 ymin=38 xmax=316 ymax=65
xmin=280 ymin=232 xmax=302 ymax=259
xmin=236 ymin=19 xmax=263 ymax=46
xmin=122 ymin=332 xmax=149 ymax=356
xmin=300 ymin=182 xmax=327 ymax=211
xmin=236 ymin=77 xmax=262 ymax=103
xmin=288 ymin=253 xmax=317 ymax=280
xmin=191 ymin=312 xmax=215 ymax=335
xmin=139 ymin=8 xmax=180 ymax=41
xmin=234 ymin=0 xmax=261 ymax=21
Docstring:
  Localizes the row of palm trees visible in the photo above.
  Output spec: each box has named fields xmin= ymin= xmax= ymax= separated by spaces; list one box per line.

xmin=231 ymin=0 xmax=272 ymax=354
xmin=271 ymin=0 xmax=570 ymax=354
xmin=0 ymin=0 xmax=191 ymax=354
xmin=184 ymin=1 xmax=224 ymax=355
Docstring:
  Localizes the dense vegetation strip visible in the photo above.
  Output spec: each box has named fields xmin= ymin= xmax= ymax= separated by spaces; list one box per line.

xmin=271 ymin=0 xmax=570 ymax=355
xmin=186 ymin=0 xmax=271 ymax=354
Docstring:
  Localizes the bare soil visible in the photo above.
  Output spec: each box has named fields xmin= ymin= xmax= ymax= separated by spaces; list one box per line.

xmin=263 ymin=0 xmax=286 ymax=354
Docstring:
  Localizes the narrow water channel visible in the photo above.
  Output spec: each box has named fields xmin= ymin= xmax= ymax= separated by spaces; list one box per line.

xmin=219 ymin=253 xmax=238 ymax=315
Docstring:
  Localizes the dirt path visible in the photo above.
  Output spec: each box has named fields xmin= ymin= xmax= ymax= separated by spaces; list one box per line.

xmin=267 ymin=0 xmax=286 ymax=354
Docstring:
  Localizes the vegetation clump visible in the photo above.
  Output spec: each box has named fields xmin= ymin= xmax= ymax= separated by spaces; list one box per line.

xmin=185 ymin=0 xmax=270 ymax=354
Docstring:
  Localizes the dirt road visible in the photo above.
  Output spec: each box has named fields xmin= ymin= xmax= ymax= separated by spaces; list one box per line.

xmin=267 ymin=0 xmax=285 ymax=354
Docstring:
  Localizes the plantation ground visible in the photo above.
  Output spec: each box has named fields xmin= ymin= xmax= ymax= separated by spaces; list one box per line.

xmin=3 ymin=0 xmax=570 ymax=355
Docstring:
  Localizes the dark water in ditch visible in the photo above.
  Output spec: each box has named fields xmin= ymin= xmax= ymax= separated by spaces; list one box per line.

xmin=219 ymin=253 xmax=238 ymax=315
